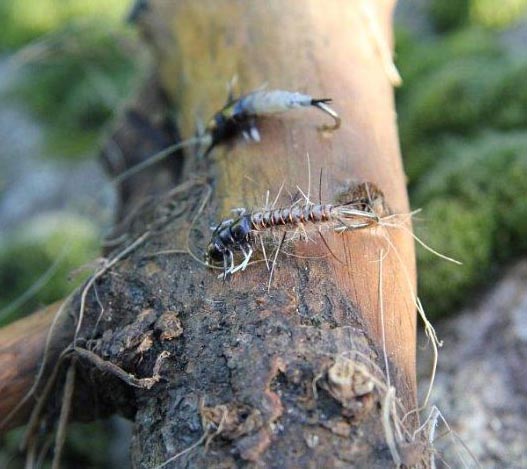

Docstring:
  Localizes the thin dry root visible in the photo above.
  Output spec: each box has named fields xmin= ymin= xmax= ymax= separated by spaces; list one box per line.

xmin=360 ymin=0 xmax=402 ymax=87
xmin=51 ymin=359 xmax=76 ymax=469
xmin=382 ymin=387 xmax=402 ymax=466
xmin=74 ymin=347 xmax=170 ymax=389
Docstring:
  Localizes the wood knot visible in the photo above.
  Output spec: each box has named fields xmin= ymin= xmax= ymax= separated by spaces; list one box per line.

xmin=334 ymin=181 xmax=391 ymax=217
xmin=154 ymin=311 xmax=183 ymax=341
xmin=327 ymin=356 xmax=375 ymax=400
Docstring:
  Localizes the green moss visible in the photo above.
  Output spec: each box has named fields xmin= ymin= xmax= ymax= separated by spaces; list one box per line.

xmin=425 ymin=0 xmax=527 ymax=32
xmin=413 ymin=132 xmax=527 ymax=206
xmin=0 ymin=212 xmax=99 ymax=326
xmin=401 ymin=139 xmax=444 ymax=185
xmin=395 ymin=28 xmax=505 ymax=182
xmin=470 ymin=0 xmax=527 ymax=28
xmin=4 ymin=25 xmax=138 ymax=159
xmin=395 ymin=27 xmax=501 ymax=90
xmin=428 ymin=0 xmax=470 ymax=32
xmin=397 ymin=13 xmax=527 ymax=318
xmin=0 ymin=0 xmax=130 ymax=50
xmin=400 ymin=56 xmax=507 ymax=145
xmin=412 ymin=132 xmax=527 ymax=317
xmin=416 ymin=199 xmax=495 ymax=317
xmin=488 ymin=61 xmax=527 ymax=130
xmin=396 ymin=24 xmax=527 ymax=185
xmin=0 ymin=0 xmax=142 ymax=159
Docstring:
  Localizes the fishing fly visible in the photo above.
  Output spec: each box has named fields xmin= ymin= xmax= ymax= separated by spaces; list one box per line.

xmin=205 ymin=183 xmax=384 ymax=278
xmin=111 ymin=88 xmax=340 ymax=184
xmin=197 ymin=88 xmax=341 ymax=157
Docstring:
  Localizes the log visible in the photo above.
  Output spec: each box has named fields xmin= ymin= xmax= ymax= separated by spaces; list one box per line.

xmin=140 ymin=0 xmax=416 ymax=396
xmin=130 ymin=0 xmax=419 ymax=466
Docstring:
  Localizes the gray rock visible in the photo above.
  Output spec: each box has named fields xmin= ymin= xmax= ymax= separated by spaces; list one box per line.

xmin=418 ymin=261 xmax=527 ymax=468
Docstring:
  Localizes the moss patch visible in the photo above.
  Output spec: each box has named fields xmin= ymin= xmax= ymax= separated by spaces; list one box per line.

xmin=428 ymin=0 xmax=470 ymax=32
xmin=0 ymin=212 xmax=99 ymax=326
xmin=4 ymin=25 xmax=139 ymax=159
xmin=396 ymin=26 xmax=501 ymax=85
xmin=470 ymin=0 xmax=527 ymax=29
xmin=396 ymin=27 xmax=527 ymax=184
xmin=0 ymin=0 xmax=130 ymax=50
xmin=415 ymin=199 xmax=495 ymax=316
xmin=412 ymin=132 xmax=527 ymax=317
xmin=426 ymin=0 xmax=527 ymax=32
xmin=396 ymin=13 xmax=527 ymax=317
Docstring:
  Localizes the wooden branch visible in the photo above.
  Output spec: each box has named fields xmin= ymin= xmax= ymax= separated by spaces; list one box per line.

xmin=128 ymin=0 xmax=419 ymax=466
xmin=0 ymin=301 xmax=71 ymax=432
xmin=149 ymin=0 xmax=413 ymax=385
xmin=143 ymin=0 xmax=416 ymax=399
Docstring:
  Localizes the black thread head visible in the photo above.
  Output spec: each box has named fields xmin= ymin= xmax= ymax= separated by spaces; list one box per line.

xmin=205 ymin=241 xmax=224 ymax=264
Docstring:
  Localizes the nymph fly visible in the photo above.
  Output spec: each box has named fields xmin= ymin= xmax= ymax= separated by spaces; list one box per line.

xmin=111 ymin=88 xmax=341 ymax=183
xmin=199 ymin=89 xmax=341 ymax=157
xmin=206 ymin=183 xmax=384 ymax=278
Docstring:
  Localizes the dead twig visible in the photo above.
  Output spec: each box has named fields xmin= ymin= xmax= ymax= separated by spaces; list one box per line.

xmin=51 ymin=358 xmax=76 ymax=469
xmin=74 ymin=347 xmax=170 ymax=389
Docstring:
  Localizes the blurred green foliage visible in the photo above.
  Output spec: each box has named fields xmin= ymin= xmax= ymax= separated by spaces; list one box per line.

xmin=1 ymin=0 xmax=140 ymax=159
xmin=397 ymin=14 xmax=527 ymax=317
xmin=395 ymin=27 xmax=502 ymax=88
xmin=0 ymin=421 xmax=120 ymax=469
xmin=412 ymin=133 xmax=527 ymax=315
xmin=428 ymin=0 xmax=470 ymax=32
xmin=396 ymin=27 xmax=525 ymax=183
xmin=471 ymin=0 xmax=527 ymax=28
xmin=6 ymin=26 xmax=139 ymax=158
xmin=428 ymin=0 xmax=527 ymax=31
xmin=0 ymin=213 xmax=99 ymax=327
xmin=0 ymin=0 xmax=129 ymax=50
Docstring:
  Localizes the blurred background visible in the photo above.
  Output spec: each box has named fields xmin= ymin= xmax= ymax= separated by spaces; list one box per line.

xmin=0 ymin=0 xmax=526 ymax=467
xmin=0 ymin=1 xmax=142 ymax=467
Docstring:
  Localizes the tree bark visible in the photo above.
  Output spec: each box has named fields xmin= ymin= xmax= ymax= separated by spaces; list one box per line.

xmin=131 ymin=0 xmax=419 ymax=466
xmin=0 ymin=0 xmax=421 ymax=467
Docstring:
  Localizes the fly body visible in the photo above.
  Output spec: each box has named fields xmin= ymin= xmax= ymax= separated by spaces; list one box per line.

xmin=206 ymin=185 xmax=383 ymax=279
xmin=200 ymin=89 xmax=340 ymax=157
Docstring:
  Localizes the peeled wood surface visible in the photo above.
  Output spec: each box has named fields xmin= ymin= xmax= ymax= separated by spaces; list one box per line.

xmin=127 ymin=1 xmax=419 ymax=466
xmin=0 ymin=301 xmax=66 ymax=430
xmin=143 ymin=0 xmax=416 ymax=395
